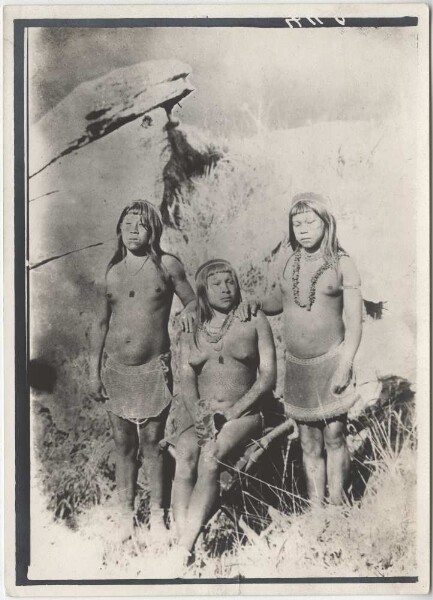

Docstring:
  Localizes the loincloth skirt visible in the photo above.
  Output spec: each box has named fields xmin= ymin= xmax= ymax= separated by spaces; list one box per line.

xmin=284 ymin=344 xmax=359 ymax=422
xmin=161 ymin=394 xmax=195 ymax=448
xmin=101 ymin=352 xmax=172 ymax=424
xmin=162 ymin=394 xmax=264 ymax=449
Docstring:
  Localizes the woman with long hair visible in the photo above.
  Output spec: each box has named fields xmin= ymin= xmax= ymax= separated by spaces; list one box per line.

xmin=106 ymin=200 xmax=167 ymax=274
xmin=242 ymin=192 xmax=363 ymax=506
xmin=166 ymin=258 xmax=276 ymax=561
xmin=89 ymin=200 xmax=195 ymax=540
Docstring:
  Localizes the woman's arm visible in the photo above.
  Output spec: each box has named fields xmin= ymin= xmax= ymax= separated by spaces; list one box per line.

xmin=332 ymin=256 xmax=363 ymax=393
xmin=179 ymin=332 xmax=200 ymax=416
xmin=261 ymin=282 xmax=284 ymax=315
xmin=163 ymin=254 xmax=196 ymax=331
xmin=237 ymin=283 xmax=284 ymax=320
xmin=224 ymin=311 xmax=277 ymax=420
xmin=89 ymin=279 xmax=111 ymax=399
xmin=340 ymin=256 xmax=363 ymax=363
xmin=163 ymin=254 xmax=195 ymax=308
xmin=237 ymin=252 xmax=290 ymax=319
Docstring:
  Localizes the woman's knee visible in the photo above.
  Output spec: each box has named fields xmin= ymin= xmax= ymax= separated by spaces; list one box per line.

xmin=301 ymin=439 xmax=323 ymax=458
xmin=113 ymin=435 xmax=137 ymax=459
xmin=139 ymin=422 xmax=164 ymax=457
xmin=324 ymin=428 xmax=346 ymax=451
xmin=300 ymin=429 xmax=324 ymax=458
xmin=142 ymin=423 xmax=163 ymax=445
xmin=176 ymin=451 xmax=198 ymax=479
xmin=111 ymin=428 xmax=137 ymax=458
xmin=198 ymin=446 xmax=221 ymax=476
xmin=176 ymin=457 xmax=197 ymax=479
xmin=139 ymin=440 xmax=162 ymax=465
xmin=109 ymin=414 xmax=137 ymax=457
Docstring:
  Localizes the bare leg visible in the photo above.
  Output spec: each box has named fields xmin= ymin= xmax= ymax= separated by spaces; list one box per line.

xmin=108 ymin=412 xmax=139 ymax=539
xmin=108 ymin=412 xmax=139 ymax=511
xmin=138 ymin=417 xmax=166 ymax=531
xmin=298 ymin=423 xmax=326 ymax=506
xmin=180 ymin=414 xmax=262 ymax=554
xmin=324 ymin=418 xmax=350 ymax=504
xmin=172 ymin=427 xmax=199 ymax=539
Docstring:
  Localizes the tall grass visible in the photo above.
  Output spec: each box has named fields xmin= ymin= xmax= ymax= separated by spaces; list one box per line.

xmin=33 ymin=396 xmax=116 ymax=527
xmin=32 ymin=378 xmax=417 ymax=579
xmin=229 ymin=406 xmax=416 ymax=579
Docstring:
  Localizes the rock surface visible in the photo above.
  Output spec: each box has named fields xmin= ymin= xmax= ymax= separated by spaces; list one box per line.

xmin=30 ymin=60 xmax=194 ymax=177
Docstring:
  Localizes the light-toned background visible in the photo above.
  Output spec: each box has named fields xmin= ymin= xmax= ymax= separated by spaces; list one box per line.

xmin=3 ymin=2 xmax=430 ymax=597
xmin=29 ymin=20 xmax=418 ymax=423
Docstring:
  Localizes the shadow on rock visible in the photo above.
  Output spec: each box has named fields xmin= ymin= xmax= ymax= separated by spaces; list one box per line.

xmin=161 ymin=120 xmax=223 ymax=228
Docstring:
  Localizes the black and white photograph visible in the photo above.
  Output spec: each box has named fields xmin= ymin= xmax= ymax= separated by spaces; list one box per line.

xmin=4 ymin=3 xmax=430 ymax=595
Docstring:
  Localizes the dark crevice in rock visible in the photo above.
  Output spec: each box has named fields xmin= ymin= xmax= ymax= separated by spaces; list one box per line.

xmin=85 ymin=108 xmax=110 ymax=121
xmin=167 ymin=72 xmax=190 ymax=83
xmin=30 ymin=241 xmax=106 ymax=270
xmin=30 ymin=66 xmax=194 ymax=178
xmin=161 ymin=121 xmax=223 ymax=228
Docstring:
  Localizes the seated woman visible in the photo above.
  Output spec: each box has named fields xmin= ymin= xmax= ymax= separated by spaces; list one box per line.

xmin=167 ymin=259 xmax=277 ymax=560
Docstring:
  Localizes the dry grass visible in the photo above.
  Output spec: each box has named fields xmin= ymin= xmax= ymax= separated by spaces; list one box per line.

xmin=33 ymin=385 xmax=417 ymax=579
xmin=33 ymin=396 xmax=116 ymax=527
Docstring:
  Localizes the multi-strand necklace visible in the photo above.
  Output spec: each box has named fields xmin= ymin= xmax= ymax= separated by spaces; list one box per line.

xmin=200 ymin=310 xmax=236 ymax=364
xmin=124 ymin=255 xmax=149 ymax=298
xmin=292 ymin=247 xmax=346 ymax=311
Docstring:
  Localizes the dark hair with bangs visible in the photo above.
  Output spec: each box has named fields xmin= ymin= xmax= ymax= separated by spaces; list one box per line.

xmin=195 ymin=259 xmax=242 ymax=329
xmin=288 ymin=192 xmax=343 ymax=263
xmin=107 ymin=200 xmax=169 ymax=281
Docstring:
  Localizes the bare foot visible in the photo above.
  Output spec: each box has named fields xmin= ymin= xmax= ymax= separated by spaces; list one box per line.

xmin=116 ymin=510 xmax=135 ymax=544
xmin=148 ymin=508 xmax=170 ymax=543
xmin=170 ymin=545 xmax=193 ymax=577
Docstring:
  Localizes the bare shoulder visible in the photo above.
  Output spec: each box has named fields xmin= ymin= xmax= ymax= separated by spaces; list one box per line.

xmin=161 ymin=253 xmax=186 ymax=277
xmin=179 ymin=330 xmax=201 ymax=365
xmin=238 ymin=309 xmax=272 ymax=334
xmin=339 ymin=254 xmax=361 ymax=285
xmin=280 ymin=248 xmax=295 ymax=280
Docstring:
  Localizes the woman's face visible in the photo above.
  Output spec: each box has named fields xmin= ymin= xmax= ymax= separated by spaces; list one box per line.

xmin=206 ymin=270 xmax=237 ymax=313
xmin=292 ymin=209 xmax=325 ymax=251
xmin=120 ymin=212 xmax=151 ymax=253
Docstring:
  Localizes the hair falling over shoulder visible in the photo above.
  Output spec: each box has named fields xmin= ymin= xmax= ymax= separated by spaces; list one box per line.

xmin=106 ymin=200 xmax=169 ymax=281
xmin=193 ymin=259 xmax=242 ymax=345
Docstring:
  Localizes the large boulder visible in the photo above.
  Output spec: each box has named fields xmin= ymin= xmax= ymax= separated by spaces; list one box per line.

xmin=30 ymin=59 xmax=194 ymax=177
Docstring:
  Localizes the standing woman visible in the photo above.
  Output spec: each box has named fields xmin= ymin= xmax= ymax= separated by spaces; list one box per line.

xmin=89 ymin=200 xmax=195 ymax=539
xmin=169 ymin=259 xmax=276 ymax=559
xmin=242 ymin=193 xmax=363 ymax=506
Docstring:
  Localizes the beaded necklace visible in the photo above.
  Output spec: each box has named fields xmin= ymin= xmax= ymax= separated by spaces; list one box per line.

xmin=200 ymin=310 xmax=236 ymax=362
xmin=292 ymin=247 xmax=347 ymax=311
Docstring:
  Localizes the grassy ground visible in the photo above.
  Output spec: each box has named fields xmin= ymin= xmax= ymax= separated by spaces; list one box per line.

xmin=31 ymin=376 xmax=417 ymax=580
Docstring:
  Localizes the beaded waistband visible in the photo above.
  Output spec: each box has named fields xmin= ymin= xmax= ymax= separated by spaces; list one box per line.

xmin=103 ymin=352 xmax=171 ymax=375
xmin=285 ymin=343 xmax=342 ymax=365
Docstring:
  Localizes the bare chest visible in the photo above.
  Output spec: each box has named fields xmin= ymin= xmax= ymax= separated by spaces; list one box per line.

xmin=189 ymin=322 xmax=258 ymax=368
xmin=107 ymin=260 xmax=171 ymax=307
xmin=281 ymin=257 xmax=342 ymax=307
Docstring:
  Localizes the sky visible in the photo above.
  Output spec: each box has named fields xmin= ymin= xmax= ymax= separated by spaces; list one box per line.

xmin=29 ymin=25 xmax=417 ymax=135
